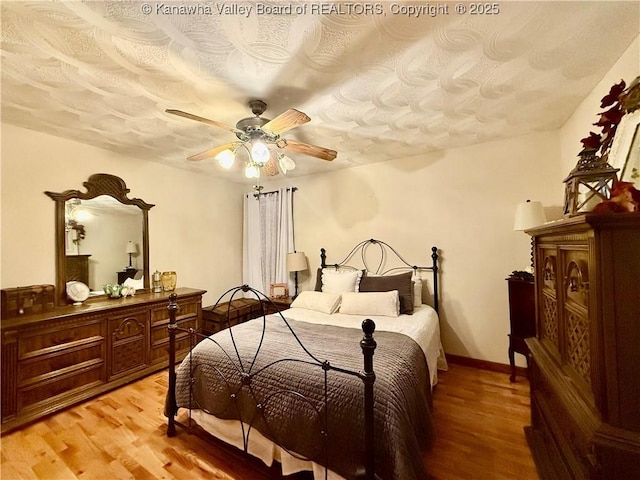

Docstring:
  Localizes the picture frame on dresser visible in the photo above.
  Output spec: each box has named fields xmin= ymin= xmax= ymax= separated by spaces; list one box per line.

xmin=269 ymin=283 xmax=288 ymax=298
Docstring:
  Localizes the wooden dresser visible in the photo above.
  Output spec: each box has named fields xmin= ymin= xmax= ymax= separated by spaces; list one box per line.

xmin=1 ymin=287 xmax=205 ymax=433
xmin=525 ymin=213 xmax=640 ymax=479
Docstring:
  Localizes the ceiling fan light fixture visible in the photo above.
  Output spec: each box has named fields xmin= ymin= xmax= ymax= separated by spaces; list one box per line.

xmin=215 ymin=148 xmax=236 ymax=169
xmin=250 ymin=140 xmax=270 ymax=165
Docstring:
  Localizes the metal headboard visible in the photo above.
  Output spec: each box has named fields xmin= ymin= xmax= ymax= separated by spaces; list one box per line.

xmin=320 ymin=238 xmax=440 ymax=314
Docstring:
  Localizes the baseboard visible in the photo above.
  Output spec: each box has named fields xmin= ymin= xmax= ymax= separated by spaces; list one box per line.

xmin=446 ymin=353 xmax=529 ymax=380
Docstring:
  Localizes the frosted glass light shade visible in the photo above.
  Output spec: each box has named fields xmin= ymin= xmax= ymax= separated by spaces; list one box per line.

xmin=251 ymin=140 xmax=270 ymax=165
xmin=514 ymin=200 xmax=546 ymax=230
xmin=215 ymin=149 xmax=235 ymax=169
xmin=245 ymin=163 xmax=260 ymax=179
xmin=278 ymin=154 xmax=296 ymax=174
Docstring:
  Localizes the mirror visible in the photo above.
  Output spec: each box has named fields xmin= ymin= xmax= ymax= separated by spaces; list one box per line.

xmin=46 ymin=174 xmax=154 ymax=306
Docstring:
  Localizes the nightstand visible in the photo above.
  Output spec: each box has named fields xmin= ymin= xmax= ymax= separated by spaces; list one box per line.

xmin=263 ymin=296 xmax=292 ymax=315
xmin=506 ymin=271 xmax=535 ymax=382
xmin=202 ymin=298 xmax=263 ymax=336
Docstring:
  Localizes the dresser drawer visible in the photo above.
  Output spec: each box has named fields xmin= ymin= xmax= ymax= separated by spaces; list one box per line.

xmin=151 ymin=300 xmax=199 ymax=325
xmin=530 ymin=350 xmax=600 ymax=480
xmin=18 ymin=343 xmax=103 ymax=385
xmin=17 ymin=359 xmax=104 ymax=411
xmin=150 ymin=315 xmax=198 ymax=347
xmin=18 ymin=319 xmax=104 ymax=360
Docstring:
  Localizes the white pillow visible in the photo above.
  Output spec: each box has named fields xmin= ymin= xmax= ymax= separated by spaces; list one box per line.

xmin=322 ymin=269 xmax=363 ymax=293
xmin=413 ymin=276 xmax=423 ymax=307
xmin=290 ymin=291 xmax=341 ymax=314
xmin=339 ymin=291 xmax=400 ymax=317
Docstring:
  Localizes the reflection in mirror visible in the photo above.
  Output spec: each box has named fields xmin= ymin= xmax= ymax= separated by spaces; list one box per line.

xmin=64 ymin=196 xmax=144 ymax=293
xmin=46 ymin=174 xmax=154 ymax=306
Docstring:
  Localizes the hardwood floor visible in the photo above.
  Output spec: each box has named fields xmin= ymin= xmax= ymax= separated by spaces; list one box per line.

xmin=1 ymin=364 xmax=539 ymax=480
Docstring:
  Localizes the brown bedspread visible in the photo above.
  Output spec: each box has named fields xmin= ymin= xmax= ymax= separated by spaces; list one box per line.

xmin=172 ymin=316 xmax=434 ymax=480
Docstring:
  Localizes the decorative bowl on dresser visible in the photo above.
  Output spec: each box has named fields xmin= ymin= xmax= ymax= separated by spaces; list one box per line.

xmin=525 ymin=213 xmax=640 ymax=480
xmin=1 ymin=287 xmax=205 ymax=433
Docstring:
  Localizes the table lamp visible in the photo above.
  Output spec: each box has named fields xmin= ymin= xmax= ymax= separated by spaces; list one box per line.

xmin=287 ymin=251 xmax=307 ymax=299
xmin=126 ymin=241 xmax=136 ymax=268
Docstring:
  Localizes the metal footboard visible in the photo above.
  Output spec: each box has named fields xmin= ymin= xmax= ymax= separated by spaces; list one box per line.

xmin=166 ymin=285 xmax=378 ymax=480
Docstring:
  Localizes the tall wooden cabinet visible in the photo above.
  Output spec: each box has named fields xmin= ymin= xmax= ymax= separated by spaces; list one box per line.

xmin=1 ymin=287 xmax=205 ymax=433
xmin=525 ymin=213 xmax=640 ymax=480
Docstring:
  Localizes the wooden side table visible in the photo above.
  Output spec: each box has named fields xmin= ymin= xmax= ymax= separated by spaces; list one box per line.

xmin=202 ymin=298 xmax=263 ymax=336
xmin=263 ymin=296 xmax=292 ymax=315
xmin=506 ymin=271 xmax=535 ymax=382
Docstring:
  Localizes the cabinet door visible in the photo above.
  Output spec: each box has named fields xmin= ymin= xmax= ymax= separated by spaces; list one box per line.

xmin=108 ymin=311 xmax=149 ymax=379
xmin=560 ymin=248 xmax=592 ymax=397
xmin=537 ymin=247 xmax=560 ymax=361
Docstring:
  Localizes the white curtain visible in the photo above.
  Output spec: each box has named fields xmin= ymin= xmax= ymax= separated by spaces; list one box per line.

xmin=242 ymin=188 xmax=295 ymax=296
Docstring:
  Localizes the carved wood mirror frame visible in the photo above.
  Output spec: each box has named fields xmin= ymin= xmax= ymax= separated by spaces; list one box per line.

xmin=45 ymin=174 xmax=154 ymax=306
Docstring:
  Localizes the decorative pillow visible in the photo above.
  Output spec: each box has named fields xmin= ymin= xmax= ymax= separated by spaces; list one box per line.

xmin=413 ymin=276 xmax=423 ymax=307
xmin=339 ymin=291 xmax=399 ymax=317
xmin=320 ymin=269 xmax=363 ymax=293
xmin=290 ymin=291 xmax=342 ymax=314
xmin=359 ymin=271 xmax=414 ymax=314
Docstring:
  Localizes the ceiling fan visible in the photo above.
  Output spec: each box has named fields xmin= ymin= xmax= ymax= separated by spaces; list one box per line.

xmin=166 ymin=100 xmax=337 ymax=178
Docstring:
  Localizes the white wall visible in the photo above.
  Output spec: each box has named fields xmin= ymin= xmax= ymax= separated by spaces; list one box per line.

xmin=268 ymin=130 xmax=563 ymax=365
xmin=0 ymin=123 xmax=245 ymax=306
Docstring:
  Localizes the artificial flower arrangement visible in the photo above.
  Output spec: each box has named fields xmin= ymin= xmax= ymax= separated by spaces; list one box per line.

xmin=103 ymin=283 xmax=136 ymax=298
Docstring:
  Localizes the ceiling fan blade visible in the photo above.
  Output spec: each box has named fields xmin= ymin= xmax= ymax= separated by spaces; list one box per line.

xmin=166 ymin=109 xmax=241 ymax=134
xmin=187 ymin=142 xmax=241 ymax=162
xmin=283 ymin=139 xmax=337 ymax=161
xmin=262 ymin=109 xmax=310 ymax=135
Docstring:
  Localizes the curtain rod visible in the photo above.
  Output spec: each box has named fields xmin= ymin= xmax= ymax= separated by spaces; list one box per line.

xmin=247 ymin=186 xmax=297 ymax=198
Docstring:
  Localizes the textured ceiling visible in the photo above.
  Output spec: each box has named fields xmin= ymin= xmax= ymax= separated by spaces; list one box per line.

xmin=2 ymin=1 xmax=639 ymax=183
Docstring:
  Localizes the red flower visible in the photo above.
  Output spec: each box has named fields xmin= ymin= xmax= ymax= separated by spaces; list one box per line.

xmin=580 ymin=132 xmax=601 ymax=150
xmin=600 ymin=80 xmax=626 ymax=108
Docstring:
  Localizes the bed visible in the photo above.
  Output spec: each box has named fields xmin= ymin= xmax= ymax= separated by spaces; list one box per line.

xmin=165 ymin=239 xmax=446 ymax=480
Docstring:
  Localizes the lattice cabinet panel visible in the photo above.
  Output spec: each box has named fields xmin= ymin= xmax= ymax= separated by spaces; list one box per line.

xmin=565 ymin=308 xmax=591 ymax=386
xmin=541 ymin=294 xmax=558 ymax=353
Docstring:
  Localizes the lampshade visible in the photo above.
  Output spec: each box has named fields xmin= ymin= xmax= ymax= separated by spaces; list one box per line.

xmin=287 ymin=252 xmax=307 ymax=272
xmin=514 ymin=200 xmax=546 ymax=231
xmin=126 ymin=241 xmax=136 ymax=254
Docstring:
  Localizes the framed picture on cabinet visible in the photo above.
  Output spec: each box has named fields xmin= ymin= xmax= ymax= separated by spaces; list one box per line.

xmin=270 ymin=283 xmax=288 ymax=298
xmin=609 ymin=108 xmax=640 ymax=188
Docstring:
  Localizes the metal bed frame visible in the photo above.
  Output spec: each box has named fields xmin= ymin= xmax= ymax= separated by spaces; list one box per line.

xmin=165 ymin=240 xmax=440 ymax=480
